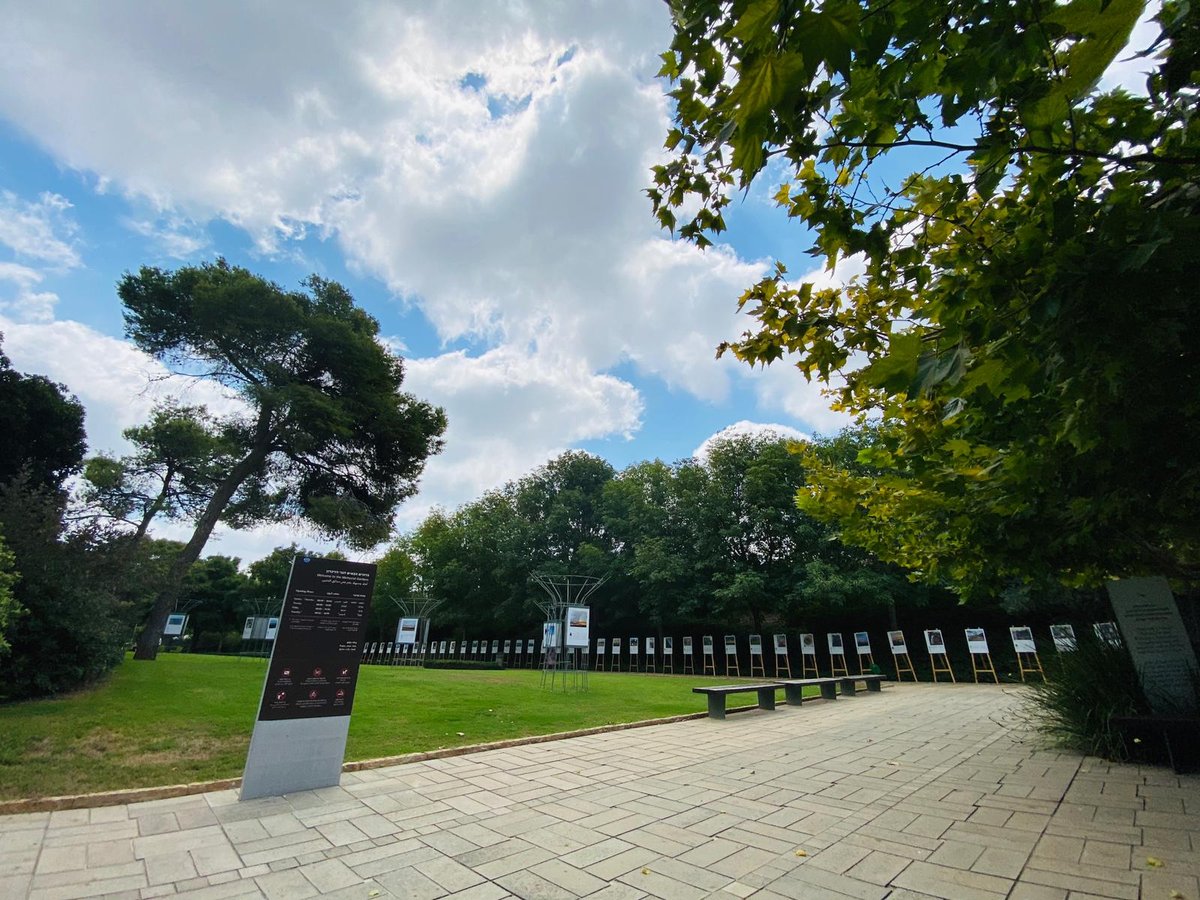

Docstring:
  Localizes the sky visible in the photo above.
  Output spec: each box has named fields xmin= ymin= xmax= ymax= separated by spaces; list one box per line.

xmin=0 ymin=1 xmax=1160 ymax=567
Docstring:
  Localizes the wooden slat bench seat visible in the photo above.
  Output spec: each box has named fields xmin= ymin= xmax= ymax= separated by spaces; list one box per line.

xmin=838 ymin=674 xmax=887 ymax=696
xmin=776 ymin=678 xmax=840 ymax=703
xmin=692 ymin=683 xmax=782 ymax=719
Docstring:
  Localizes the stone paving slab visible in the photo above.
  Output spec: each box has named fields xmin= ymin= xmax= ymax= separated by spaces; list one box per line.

xmin=3 ymin=683 xmax=1198 ymax=899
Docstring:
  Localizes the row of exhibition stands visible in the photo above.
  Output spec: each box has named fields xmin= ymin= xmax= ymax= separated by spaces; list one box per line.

xmin=360 ymin=621 xmax=1116 ymax=682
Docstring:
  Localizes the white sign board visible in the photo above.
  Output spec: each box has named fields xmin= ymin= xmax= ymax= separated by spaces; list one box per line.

xmin=924 ymin=629 xmax=947 ymax=655
xmin=749 ymin=634 xmax=763 ymax=656
xmin=827 ymin=633 xmax=845 ymax=656
xmin=490 ymin=640 xmax=498 ymax=654
xmin=773 ymin=634 xmax=787 ymax=653
xmin=596 ymin=637 xmax=606 ymax=655
xmin=440 ymin=641 xmax=447 ymax=653
xmin=646 ymin=637 xmax=656 ymax=654
xmin=800 ymin=633 xmax=816 ymax=656
xmin=724 ymin=635 xmax=736 ymax=653
xmin=242 ymin=616 xmax=255 ymax=640
xmin=1009 ymin=626 xmax=1037 ymax=654
xmin=682 ymin=636 xmax=693 ymax=654
xmin=629 ymin=637 xmax=640 ymax=656
xmin=1050 ymin=624 xmax=1076 ymax=652
xmin=565 ymin=607 xmax=590 ymax=648
xmin=664 ymin=637 xmax=673 ymax=652
xmin=612 ymin=637 xmax=622 ymax=653
xmin=265 ymin=617 xmax=279 ymax=640
xmin=542 ymin=621 xmax=560 ymax=649
xmin=965 ymin=628 xmax=989 ymax=654
xmin=163 ymin=613 xmax=188 ymax=636
xmin=887 ymin=630 xmax=908 ymax=655
xmin=854 ymin=632 xmax=871 ymax=656
xmin=449 ymin=641 xmax=456 ymax=654
xmin=396 ymin=617 xmax=420 ymax=644
xmin=702 ymin=636 xmax=714 ymax=654
xmin=526 ymin=639 xmax=534 ymax=653
xmin=1108 ymin=577 xmax=1200 ymax=714
xmin=503 ymin=640 xmax=511 ymax=653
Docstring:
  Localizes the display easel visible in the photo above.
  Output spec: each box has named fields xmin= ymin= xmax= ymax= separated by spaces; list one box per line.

xmin=1016 ymin=650 xmax=1044 ymax=681
xmin=853 ymin=632 xmax=875 ymax=674
xmin=1009 ymin=627 xmax=1045 ymax=681
xmin=610 ymin=638 xmax=621 ymax=671
xmin=773 ymin=635 xmax=792 ymax=677
xmin=827 ymin=634 xmax=850 ymax=676
xmin=702 ymin=636 xmax=716 ymax=675
xmin=683 ymin=637 xmax=695 ymax=674
xmin=799 ymin=634 xmax=819 ymax=678
xmin=965 ymin=628 xmax=998 ymax=683
xmin=749 ymin=635 xmax=765 ymax=677
xmin=923 ymin=629 xmax=955 ymax=682
xmin=645 ymin=638 xmax=656 ymax=674
xmin=595 ymin=638 xmax=606 ymax=670
xmin=629 ymin=637 xmax=640 ymax=673
xmin=663 ymin=638 xmax=674 ymax=674
xmin=887 ymin=631 xmax=917 ymax=681
xmin=724 ymin=636 xmax=740 ymax=676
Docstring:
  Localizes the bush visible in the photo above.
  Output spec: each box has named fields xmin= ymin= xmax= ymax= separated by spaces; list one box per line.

xmin=1027 ymin=638 xmax=1150 ymax=761
xmin=0 ymin=479 xmax=131 ymax=701
xmin=421 ymin=659 xmax=505 ymax=671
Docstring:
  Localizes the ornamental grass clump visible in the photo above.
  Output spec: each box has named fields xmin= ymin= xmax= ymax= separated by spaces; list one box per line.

xmin=1028 ymin=638 xmax=1149 ymax=761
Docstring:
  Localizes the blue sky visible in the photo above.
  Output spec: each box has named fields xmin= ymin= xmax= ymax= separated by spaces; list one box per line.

xmin=0 ymin=2 xmax=1158 ymax=565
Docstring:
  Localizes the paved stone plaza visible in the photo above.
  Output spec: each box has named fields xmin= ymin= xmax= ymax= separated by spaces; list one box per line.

xmin=1 ymin=683 xmax=1197 ymax=899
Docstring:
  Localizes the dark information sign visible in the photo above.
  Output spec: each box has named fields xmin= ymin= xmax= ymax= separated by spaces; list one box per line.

xmin=256 ymin=556 xmax=375 ymax=722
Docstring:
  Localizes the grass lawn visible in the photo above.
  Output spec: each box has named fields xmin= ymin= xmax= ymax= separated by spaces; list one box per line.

xmin=0 ymin=654 xmax=800 ymax=801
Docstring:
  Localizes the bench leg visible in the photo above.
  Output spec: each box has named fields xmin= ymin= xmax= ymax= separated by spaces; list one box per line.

xmin=867 ymin=679 xmax=882 ymax=692
xmin=784 ymin=685 xmax=805 ymax=705
xmin=820 ymin=682 xmax=837 ymax=700
xmin=840 ymin=679 xmax=857 ymax=697
xmin=707 ymin=694 xmax=726 ymax=720
xmin=757 ymin=687 xmax=776 ymax=710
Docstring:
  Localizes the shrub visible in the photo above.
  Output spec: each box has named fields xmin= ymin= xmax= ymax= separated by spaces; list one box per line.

xmin=1027 ymin=638 xmax=1150 ymax=761
xmin=0 ymin=479 xmax=131 ymax=701
xmin=421 ymin=659 xmax=505 ymax=671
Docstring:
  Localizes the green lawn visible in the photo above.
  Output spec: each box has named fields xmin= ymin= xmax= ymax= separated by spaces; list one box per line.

xmin=0 ymin=654 xmax=792 ymax=801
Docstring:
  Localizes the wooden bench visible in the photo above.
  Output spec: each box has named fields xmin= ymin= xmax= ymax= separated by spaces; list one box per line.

xmin=838 ymin=674 xmax=887 ymax=696
xmin=776 ymin=678 xmax=839 ymax=703
xmin=1110 ymin=715 xmax=1200 ymax=773
xmin=693 ymin=683 xmax=782 ymax=719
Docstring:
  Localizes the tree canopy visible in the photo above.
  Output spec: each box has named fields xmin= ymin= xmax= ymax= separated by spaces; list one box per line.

xmin=120 ymin=260 xmax=446 ymax=658
xmin=652 ymin=0 xmax=1200 ymax=594
xmin=0 ymin=336 xmax=86 ymax=492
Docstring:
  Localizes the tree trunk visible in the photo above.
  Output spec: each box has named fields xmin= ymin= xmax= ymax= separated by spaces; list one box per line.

xmin=133 ymin=441 xmax=270 ymax=661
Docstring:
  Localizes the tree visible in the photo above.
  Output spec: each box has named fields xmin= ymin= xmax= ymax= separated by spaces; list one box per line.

xmin=181 ymin=554 xmax=251 ymax=651
xmin=653 ymin=0 xmax=1200 ymax=595
xmin=0 ymin=335 xmax=86 ymax=491
xmin=0 ymin=477 xmax=131 ymax=700
xmin=0 ymin=527 xmax=19 ymax=655
xmin=121 ymin=260 xmax=447 ymax=659
xmin=82 ymin=402 xmax=230 ymax=541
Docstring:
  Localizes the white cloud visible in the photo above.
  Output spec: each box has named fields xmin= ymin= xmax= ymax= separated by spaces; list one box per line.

xmin=693 ymin=420 xmax=813 ymax=461
xmin=0 ymin=316 xmax=245 ymax=456
xmin=1100 ymin=2 xmax=1162 ymax=95
xmin=0 ymin=190 xmax=81 ymax=269
xmin=0 ymin=262 xmax=59 ymax=322
xmin=0 ymin=2 xmax=846 ymax=546
xmin=396 ymin=346 xmax=643 ymax=528
xmin=123 ymin=215 xmax=210 ymax=259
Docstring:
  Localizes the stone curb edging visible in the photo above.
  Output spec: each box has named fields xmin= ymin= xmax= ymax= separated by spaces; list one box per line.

xmin=0 ymin=710 xmax=712 ymax=816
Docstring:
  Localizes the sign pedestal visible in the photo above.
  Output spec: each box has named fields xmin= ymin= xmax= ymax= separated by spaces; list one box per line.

xmin=240 ymin=556 xmax=375 ymax=802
